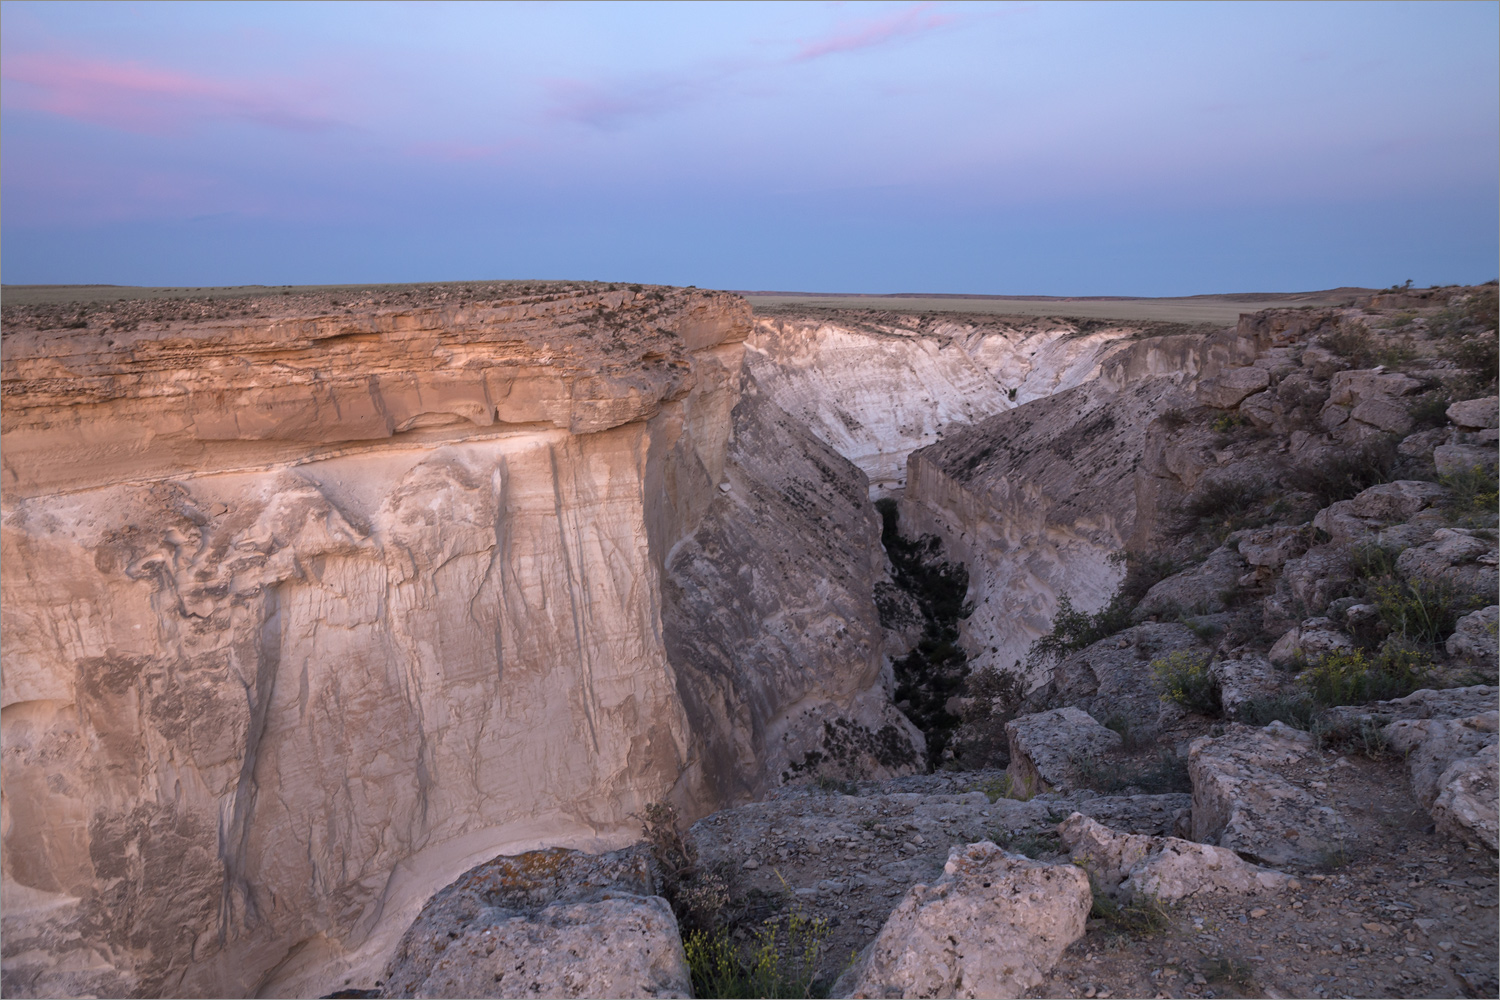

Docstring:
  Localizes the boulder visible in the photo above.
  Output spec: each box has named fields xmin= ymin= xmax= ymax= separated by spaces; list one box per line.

xmin=1300 ymin=345 xmax=1348 ymax=380
xmin=835 ymin=842 xmax=1090 ymax=1000
xmin=1236 ymin=525 xmax=1311 ymax=570
xmin=1135 ymin=546 xmax=1246 ymax=620
xmin=1435 ymin=442 xmax=1499 ymax=475
xmin=385 ymin=894 xmax=692 ymax=999
xmin=1048 ymin=623 xmax=1208 ymax=741
xmin=1310 ymin=480 xmax=1447 ymax=546
xmin=1327 ymin=369 xmax=1424 ymax=407
xmin=1323 ymin=685 xmax=1499 ymax=729
xmin=1188 ymin=722 xmax=1352 ymax=867
xmin=1447 ymin=606 xmax=1499 ymax=669
xmin=1267 ymin=618 xmax=1354 ymax=667
xmin=1431 ymin=744 xmax=1499 ymax=852
xmin=1239 ymin=389 xmax=1278 ymax=429
xmin=1398 ymin=426 xmax=1453 ymax=458
xmin=1212 ymin=655 xmax=1285 ymax=718
xmin=1006 ymin=707 xmax=1122 ymax=795
xmin=1394 ymin=528 xmax=1498 ymax=599
xmin=1447 ymin=396 xmax=1499 ymax=430
xmin=1058 ymin=813 xmax=1290 ymax=901
xmin=1197 ymin=366 xmax=1271 ymax=409
xmin=381 ymin=847 xmax=671 ymax=999
xmin=1278 ymin=544 xmax=1355 ymax=615
xmin=1350 ymin=395 xmax=1415 ymax=435
xmin=1382 ymin=711 xmax=1499 ymax=808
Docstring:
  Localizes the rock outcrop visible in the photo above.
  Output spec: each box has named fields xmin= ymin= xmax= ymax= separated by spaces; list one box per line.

xmin=1005 ymin=707 xmax=1122 ymax=795
xmin=834 ymin=841 xmax=1090 ymax=1000
xmin=0 ymin=286 xmax=902 ymax=999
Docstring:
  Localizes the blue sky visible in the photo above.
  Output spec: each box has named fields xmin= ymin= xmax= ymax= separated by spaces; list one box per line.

xmin=2 ymin=1 xmax=1496 ymax=294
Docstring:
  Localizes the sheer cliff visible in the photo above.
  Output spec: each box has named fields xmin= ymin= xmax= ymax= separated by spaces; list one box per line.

xmin=0 ymin=285 xmax=913 ymax=999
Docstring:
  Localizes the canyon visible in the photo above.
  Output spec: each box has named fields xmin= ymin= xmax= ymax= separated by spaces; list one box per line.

xmin=2 ymin=281 xmax=1495 ymax=999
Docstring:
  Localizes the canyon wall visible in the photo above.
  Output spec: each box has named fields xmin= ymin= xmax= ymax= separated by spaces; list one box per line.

xmin=0 ymin=286 xmax=910 ymax=999
xmin=899 ymin=326 xmax=1266 ymax=685
xmin=746 ymin=313 xmax=1139 ymax=495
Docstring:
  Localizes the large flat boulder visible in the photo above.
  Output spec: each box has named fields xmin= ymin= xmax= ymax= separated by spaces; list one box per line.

xmin=1447 ymin=396 xmax=1499 ymax=430
xmin=1197 ymin=366 xmax=1271 ymax=409
xmin=1058 ymin=813 xmax=1290 ymax=901
xmin=1135 ymin=545 xmax=1246 ymax=620
xmin=1006 ymin=707 xmax=1122 ymax=795
xmin=1395 ymin=528 xmax=1498 ymax=599
xmin=1432 ymin=744 xmax=1499 ymax=852
xmin=381 ymin=847 xmax=674 ymax=999
xmin=1048 ymin=623 xmax=1208 ymax=740
xmin=1309 ymin=480 xmax=1447 ymax=546
xmin=835 ymin=841 xmax=1090 ymax=1000
xmin=1188 ymin=722 xmax=1352 ymax=867
xmin=1448 ymin=607 xmax=1499 ymax=669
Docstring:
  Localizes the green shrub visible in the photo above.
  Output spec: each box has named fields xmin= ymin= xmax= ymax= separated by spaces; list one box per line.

xmin=1152 ymin=651 xmax=1222 ymax=716
xmin=1029 ymin=592 xmax=1133 ymax=660
xmin=684 ymin=910 xmax=830 ymax=999
xmin=1322 ymin=321 xmax=1375 ymax=367
xmin=1183 ymin=475 xmax=1272 ymax=534
xmin=1440 ymin=464 xmax=1500 ymax=522
xmin=1407 ymin=390 xmax=1453 ymax=430
xmin=1313 ymin=716 xmax=1394 ymax=759
xmin=993 ymin=829 xmax=1062 ymax=858
xmin=1372 ymin=579 xmax=1484 ymax=646
xmin=1302 ymin=646 xmax=1430 ymax=708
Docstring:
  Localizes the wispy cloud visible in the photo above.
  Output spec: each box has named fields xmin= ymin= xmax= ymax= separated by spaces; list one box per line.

xmin=1 ymin=51 xmax=342 ymax=134
xmin=792 ymin=2 xmax=955 ymax=62
xmin=542 ymin=66 xmax=736 ymax=129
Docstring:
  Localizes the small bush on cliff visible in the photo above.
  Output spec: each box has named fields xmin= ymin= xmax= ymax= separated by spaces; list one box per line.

xmin=1284 ymin=437 xmax=1398 ymax=509
xmin=1152 ymin=650 xmax=1221 ymax=717
xmin=1440 ymin=464 xmax=1500 ymax=526
xmin=640 ymin=802 xmax=730 ymax=933
xmin=1301 ymin=646 xmax=1430 ymax=708
xmin=684 ymin=909 xmax=830 ymax=999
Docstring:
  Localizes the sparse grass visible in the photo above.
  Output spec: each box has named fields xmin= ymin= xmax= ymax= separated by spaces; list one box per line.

xmin=1313 ymin=716 xmax=1394 ymax=759
xmin=684 ymin=910 xmax=831 ymax=999
xmin=993 ymin=829 xmax=1062 ymax=859
xmin=1152 ymin=650 xmax=1222 ymax=717
xmin=1084 ymin=872 xmax=1172 ymax=938
xmin=1204 ymin=954 xmax=1257 ymax=990
xmin=1183 ymin=475 xmax=1273 ymax=536
xmin=1322 ymin=321 xmax=1376 ymax=367
xmin=1440 ymin=464 xmax=1500 ymax=525
xmin=1237 ymin=693 xmax=1318 ymax=729
xmin=1372 ymin=578 xmax=1485 ymax=647
xmin=1072 ymin=749 xmax=1191 ymax=795
xmin=977 ymin=772 xmax=1038 ymax=802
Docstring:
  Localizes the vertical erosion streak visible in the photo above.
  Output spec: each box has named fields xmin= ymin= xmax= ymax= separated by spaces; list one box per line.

xmin=549 ymin=444 xmax=600 ymax=755
xmin=218 ymin=586 xmax=283 ymax=943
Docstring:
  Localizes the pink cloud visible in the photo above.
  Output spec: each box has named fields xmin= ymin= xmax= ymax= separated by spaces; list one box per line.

xmin=792 ymin=2 xmax=955 ymax=62
xmin=543 ymin=75 xmax=705 ymax=129
xmin=1 ymin=50 xmax=341 ymax=134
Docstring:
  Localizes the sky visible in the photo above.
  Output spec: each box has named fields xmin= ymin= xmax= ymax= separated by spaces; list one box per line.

xmin=1 ymin=1 xmax=1496 ymax=295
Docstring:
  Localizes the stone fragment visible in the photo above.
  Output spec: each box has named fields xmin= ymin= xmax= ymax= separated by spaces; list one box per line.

xmin=1435 ymin=442 xmax=1499 ymax=475
xmin=1188 ymin=722 xmax=1352 ymax=866
xmin=1197 ymin=366 xmax=1271 ymax=409
xmin=1135 ymin=545 xmax=1246 ymax=620
xmin=835 ymin=842 xmax=1090 ymax=1000
xmin=1239 ymin=390 xmax=1277 ymax=429
xmin=1447 ymin=606 xmax=1499 ymax=669
xmin=1300 ymin=345 xmax=1348 ymax=380
xmin=1058 ymin=813 xmax=1290 ymax=901
xmin=1395 ymin=528 xmax=1498 ymax=599
xmin=1431 ymin=744 xmax=1499 ymax=852
xmin=1212 ymin=656 xmax=1285 ymax=718
xmin=1047 ymin=624 xmax=1208 ymax=741
xmin=1006 ymin=707 xmax=1122 ymax=795
xmin=390 ymin=894 xmax=691 ymax=1000
xmin=1236 ymin=526 xmax=1310 ymax=570
xmin=1447 ymin=396 xmax=1499 ymax=430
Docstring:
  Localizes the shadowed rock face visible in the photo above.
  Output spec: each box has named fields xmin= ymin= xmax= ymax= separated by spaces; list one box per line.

xmin=0 ymin=286 xmax=914 ymax=999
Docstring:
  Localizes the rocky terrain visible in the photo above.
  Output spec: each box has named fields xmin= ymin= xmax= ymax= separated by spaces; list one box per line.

xmin=2 ymin=280 xmax=1496 ymax=999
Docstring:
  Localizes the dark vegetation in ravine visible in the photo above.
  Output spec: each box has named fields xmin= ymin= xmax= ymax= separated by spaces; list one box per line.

xmin=873 ymin=498 xmax=973 ymax=769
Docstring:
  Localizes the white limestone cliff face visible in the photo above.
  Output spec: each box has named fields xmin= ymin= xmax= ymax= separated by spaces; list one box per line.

xmin=746 ymin=313 xmax=1139 ymax=496
xmin=0 ymin=287 xmax=913 ymax=1000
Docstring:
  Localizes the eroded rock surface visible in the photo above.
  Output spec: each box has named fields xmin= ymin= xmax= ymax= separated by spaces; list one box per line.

xmin=835 ymin=841 xmax=1090 ymax=1000
xmin=1058 ymin=813 xmax=1290 ymax=901
xmin=1005 ymin=707 xmax=1122 ymax=795
xmin=1188 ymin=722 xmax=1352 ymax=866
